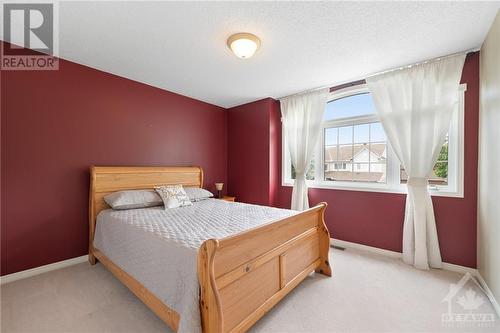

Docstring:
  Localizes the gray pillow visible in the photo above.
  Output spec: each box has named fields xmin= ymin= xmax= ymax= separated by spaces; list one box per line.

xmin=184 ymin=187 xmax=214 ymax=202
xmin=104 ymin=190 xmax=163 ymax=210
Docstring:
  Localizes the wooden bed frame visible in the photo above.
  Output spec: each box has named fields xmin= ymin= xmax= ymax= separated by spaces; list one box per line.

xmin=89 ymin=166 xmax=332 ymax=333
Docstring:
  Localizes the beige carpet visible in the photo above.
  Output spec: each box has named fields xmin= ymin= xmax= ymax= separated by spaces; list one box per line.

xmin=1 ymin=248 xmax=498 ymax=333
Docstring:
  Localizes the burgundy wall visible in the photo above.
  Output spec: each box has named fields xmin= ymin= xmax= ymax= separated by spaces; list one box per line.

xmin=269 ymin=100 xmax=281 ymax=207
xmin=227 ymin=98 xmax=275 ymax=206
xmin=1 ymin=51 xmax=227 ymax=275
xmin=230 ymin=52 xmax=480 ymax=268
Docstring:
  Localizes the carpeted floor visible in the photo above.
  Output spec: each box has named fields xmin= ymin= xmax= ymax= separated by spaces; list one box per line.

xmin=1 ymin=247 xmax=498 ymax=332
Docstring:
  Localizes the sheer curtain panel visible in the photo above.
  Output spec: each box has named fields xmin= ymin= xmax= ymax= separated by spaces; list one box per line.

xmin=280 ymin=89 xmax=329 ymax=211
xmin=366 ymin=54 xmax=466 ymax=269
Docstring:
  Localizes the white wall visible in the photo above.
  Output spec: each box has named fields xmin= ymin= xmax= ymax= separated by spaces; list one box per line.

xmin=478 ymin=11 xmax=500 ymax=305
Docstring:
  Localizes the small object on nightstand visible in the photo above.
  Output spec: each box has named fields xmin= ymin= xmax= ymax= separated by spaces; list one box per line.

xmin=219 ymin=196 xmax=236 ymax=202
xmin=215 ymin=182 xmax=224 ymax=198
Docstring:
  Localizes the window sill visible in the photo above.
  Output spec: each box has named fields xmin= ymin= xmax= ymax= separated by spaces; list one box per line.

xmin=281 ymin=181 xmax=464 ymax=198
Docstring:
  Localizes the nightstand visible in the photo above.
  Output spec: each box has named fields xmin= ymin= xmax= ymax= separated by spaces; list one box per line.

xmin=218 ymin=196 xmax=236 ymax=202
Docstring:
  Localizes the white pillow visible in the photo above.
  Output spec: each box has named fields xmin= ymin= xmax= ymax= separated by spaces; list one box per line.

xmin=104 ymin=190 xmax=163 ymax=210
xmin=184 ymin=187 xmax=214 ymax=202
xmin=155 ymin=185 xmax=193 ymax=209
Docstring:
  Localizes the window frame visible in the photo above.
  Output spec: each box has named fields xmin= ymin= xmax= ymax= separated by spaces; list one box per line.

xmin=282 ymin=83 xmax=466 ymax=198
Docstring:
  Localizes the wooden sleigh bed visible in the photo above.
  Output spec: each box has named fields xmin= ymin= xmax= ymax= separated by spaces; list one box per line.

xmin=88 ymin=166 xmax=332 ymax=333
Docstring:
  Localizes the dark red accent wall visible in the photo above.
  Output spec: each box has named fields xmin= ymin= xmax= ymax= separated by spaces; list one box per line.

xmin=269 ymin=100 xmax=281 ymax=207
xmin=229 ymin=52 xmax=480 ymax=268
xmin=1 ymin=49 xmax=227 ymax=275
xmin=227 ymin=98 xmax=276 ymax=206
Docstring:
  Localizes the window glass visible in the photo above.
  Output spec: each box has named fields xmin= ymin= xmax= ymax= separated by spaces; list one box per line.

xmin=325 ymin=128 xmax=338 ymax=145
xmin=324 ymin=93 xmax=376 ymax=120
xmin=338 ymin=126 xmax=352 ymax=144
xmin=354 ymin=124 xmax=369 ymax=143
xmin=324 ymin=122 xmax=387 ymax=183
xmin=370 ymin=122 xmax=386 ymax=142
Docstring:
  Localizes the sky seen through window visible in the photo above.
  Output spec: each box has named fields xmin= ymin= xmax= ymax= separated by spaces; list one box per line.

xmin=324 ymin=93 xmax=385 ymax=145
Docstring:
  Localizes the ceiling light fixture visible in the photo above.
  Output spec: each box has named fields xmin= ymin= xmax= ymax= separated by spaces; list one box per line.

xmin=227 ymin=33 xmax=261 ymax=59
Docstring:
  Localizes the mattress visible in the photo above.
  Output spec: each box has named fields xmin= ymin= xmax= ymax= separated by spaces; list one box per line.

xmin=93 ymin=198 xmax=297 ymax=333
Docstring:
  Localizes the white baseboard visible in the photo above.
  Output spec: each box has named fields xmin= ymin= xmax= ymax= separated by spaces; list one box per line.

xmin=0 ymin=255 xmax=88 ymax=285
xmin=441 ymin=261 xmax=478 ymax=276
xmin=331 ymin=238 xmax=477 ymax=273
xmin=331 ymin=238 xmax=403 ymax=259
xmin=331 ymin=238 xmax=500 ymax=317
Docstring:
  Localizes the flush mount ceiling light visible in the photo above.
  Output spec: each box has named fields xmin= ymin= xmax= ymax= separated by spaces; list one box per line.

xmin=227 ymin=33 xmax=261 ymax=59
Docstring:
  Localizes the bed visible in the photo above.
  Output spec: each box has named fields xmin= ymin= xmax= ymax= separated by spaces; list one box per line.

xmin=89 ymin=166 xmax=332 ymax=333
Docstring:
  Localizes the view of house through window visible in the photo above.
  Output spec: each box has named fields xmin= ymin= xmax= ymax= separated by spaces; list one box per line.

xmin=324 ymin=122 xmax=387 ymax=183
xmin=323 ymin=92 xmax=387 ymax=183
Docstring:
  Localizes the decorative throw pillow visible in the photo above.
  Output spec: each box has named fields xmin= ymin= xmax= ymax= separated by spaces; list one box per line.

xmin=104 ymin=190 xmax=163 ymax=210
xmin=184 ymin=187 xmax=214 ymax=202
xmin=155 ymin=185 xmax=193 ymax=209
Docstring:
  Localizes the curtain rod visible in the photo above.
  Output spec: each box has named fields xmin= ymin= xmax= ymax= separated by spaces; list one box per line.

xmin=278 ymin=48 xmax=478 ymax=101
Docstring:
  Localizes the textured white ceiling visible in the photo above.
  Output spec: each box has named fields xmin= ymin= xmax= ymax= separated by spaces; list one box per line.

xmin=17 ymin=2 xmax=500 ymax=107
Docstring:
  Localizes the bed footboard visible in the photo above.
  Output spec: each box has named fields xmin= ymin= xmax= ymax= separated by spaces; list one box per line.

xmin=197 ymin=203 xmax=331 ymax=333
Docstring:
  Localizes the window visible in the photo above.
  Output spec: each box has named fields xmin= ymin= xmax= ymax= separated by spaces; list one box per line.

xmin=324 ymin=121 xmax=387 ymax=183
xmin=283 ymin=84 xmax=466 ymax=197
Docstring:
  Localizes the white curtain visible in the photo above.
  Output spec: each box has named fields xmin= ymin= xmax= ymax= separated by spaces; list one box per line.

xmin=280 ymin=88 xmax=329 ymax=211
xmin=366 ymin=54 xmax=466 ymax=270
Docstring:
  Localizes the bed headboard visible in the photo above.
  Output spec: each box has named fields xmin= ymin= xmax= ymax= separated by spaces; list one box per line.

xmin=88 ymin=166 xmax=203 ymax=255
